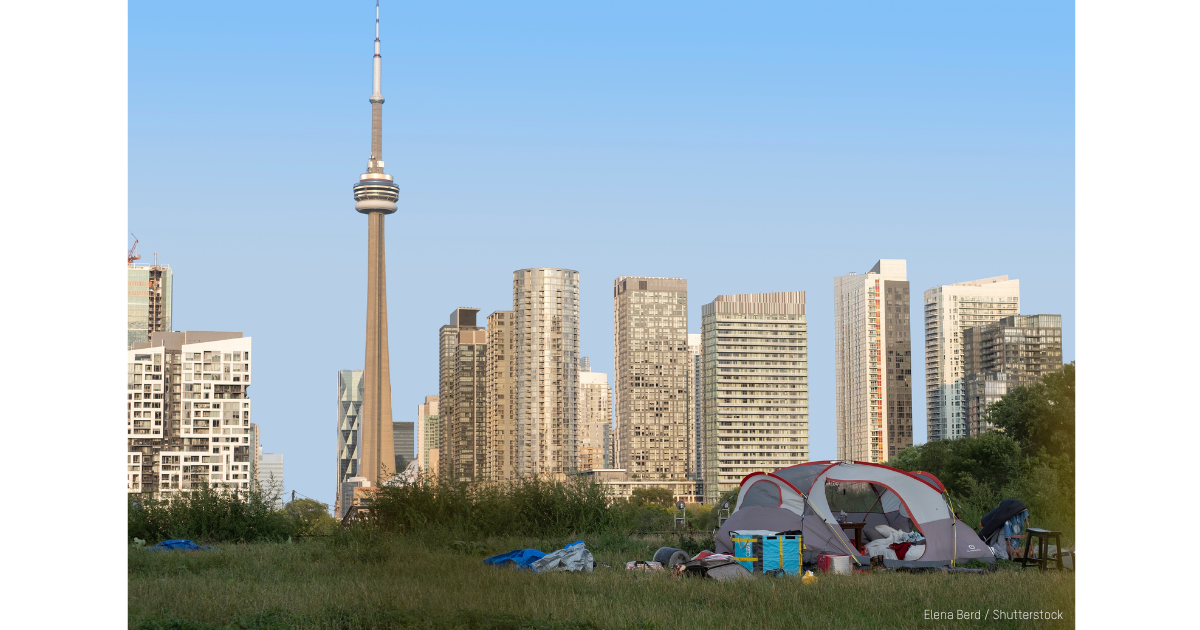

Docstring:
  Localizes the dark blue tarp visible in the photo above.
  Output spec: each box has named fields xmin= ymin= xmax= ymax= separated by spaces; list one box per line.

xmin=146 ymin=539 xmax=216 ymax=551
xmin=484 ymin=541 xmax=583 ymax=570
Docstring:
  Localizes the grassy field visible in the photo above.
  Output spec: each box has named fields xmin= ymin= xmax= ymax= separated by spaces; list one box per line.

xmin=129 ymin=530 xmax=1074 ymax=629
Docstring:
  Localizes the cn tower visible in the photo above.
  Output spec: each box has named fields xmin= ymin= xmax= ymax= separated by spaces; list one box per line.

xmin=353 ymin=0 xmax=398 ymax=484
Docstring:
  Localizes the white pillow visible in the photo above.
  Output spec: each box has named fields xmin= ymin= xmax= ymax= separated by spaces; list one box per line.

xmin=874 ymin=524 xmax=899 ymax=539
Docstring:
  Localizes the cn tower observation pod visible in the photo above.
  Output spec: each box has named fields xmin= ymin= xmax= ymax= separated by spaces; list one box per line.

xmin=354 ymin=173 xmax=399 ymax=214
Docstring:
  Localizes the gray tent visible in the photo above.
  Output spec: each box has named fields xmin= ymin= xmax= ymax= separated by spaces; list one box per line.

xmin=726 ymin=461 xmax=995 ymax=567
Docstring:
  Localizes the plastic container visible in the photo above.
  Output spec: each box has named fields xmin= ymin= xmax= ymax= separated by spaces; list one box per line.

xmin=818 ymin=554 xmax=852 ymax=574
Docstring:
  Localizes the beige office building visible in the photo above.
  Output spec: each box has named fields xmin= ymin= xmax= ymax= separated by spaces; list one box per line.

xmin=486 ymin=311 xmax=517 ymax=481
xmin=416 ymin=395 xmax=439 ymax=474
xmin=701 ymin=292 xmax=809 ymax=503
xmin=613 ymin=276 xmax=690 ymax=481
xmin=439 ymin=308 xmax=488 ymax=481
xmin=962 ymin=314 xmax=1063 ymax=436
xmin=512 ymin=268 xmax=580 ymax=478
xmin=834 ymin=260 xmax=913 ymax=463
xmin=577 ymin=367 xmax=612 ymax=472
xmin=924 ymin=276 xmax=1020 ymax=442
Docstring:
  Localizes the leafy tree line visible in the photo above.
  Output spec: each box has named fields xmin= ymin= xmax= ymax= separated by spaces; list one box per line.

xmin=887 ymin=362 xmax=1075 ymax=538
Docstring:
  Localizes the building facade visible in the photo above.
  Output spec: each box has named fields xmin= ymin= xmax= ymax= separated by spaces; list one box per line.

xmin=575 ymin=469 xmax=702 ymax=503
xmin=613 ymin=276 xmax=690 ymax=482
xmin=439 ymin=308 xmax=488 ymax=482
xmin=257 ymin=453 xmax=284 ymax=510
xmin=339 ymin=476 xmax=371 ymax=519
xmin=577 ymin=369 xmax=612 ymax=471
xmin=963 ymin=314 xmax=1064 ymax=435
xmin=924 ymin=276 xmax=1020 ymax=442
xmin=416 ymin=395 xmax=439 ymax=474
xmin=392 ymin=421 xmax=414 ymax=473
xmin=701 ymin=292 xmax=809 ymax=503
xmin=513 ymin=268 xmax=580 ymax=478
xmin=127 ymin=331 xmax=255 ymax=498
xmin=687 ymin=333 xmax=703 ymax=480
xmin=127 ymin=261 xmax=172 ymax=349
xmin=834 ymin=260 xmax=913 ymax=463
xmin=335 ymin=369 xmax=364 ymax=517
xmin=486 ymin=311 xmax=517 ymax=481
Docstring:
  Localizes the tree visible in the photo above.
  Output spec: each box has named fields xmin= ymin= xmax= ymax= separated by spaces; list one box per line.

xmin=629 ymin=487 xmax=674 ymax=508
xmin=985 ymin=362 xmax=1075 ymax=458
xmin=283 ymin=498 xmax=339 ymax=536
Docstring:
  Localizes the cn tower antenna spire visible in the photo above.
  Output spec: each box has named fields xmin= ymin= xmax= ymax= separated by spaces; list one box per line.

xmin=367 ymin=0 xmax=385 ymax=174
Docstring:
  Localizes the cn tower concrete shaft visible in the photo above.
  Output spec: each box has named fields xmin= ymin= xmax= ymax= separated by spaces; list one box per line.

xmin=360 ymin=210 xmax=395 ymax=483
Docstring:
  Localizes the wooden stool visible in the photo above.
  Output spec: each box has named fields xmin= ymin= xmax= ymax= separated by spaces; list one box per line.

xmin=1020 ymin=528 xmax=1063 ymax=571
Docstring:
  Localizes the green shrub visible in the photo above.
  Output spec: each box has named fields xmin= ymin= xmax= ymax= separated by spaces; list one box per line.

xmin=370 ymin=476 xmax=634 ymax=538
xmin=128 ymin=480 xmax=296 ymax=544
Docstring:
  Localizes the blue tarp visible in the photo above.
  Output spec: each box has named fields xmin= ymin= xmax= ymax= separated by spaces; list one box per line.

xmin=146 ymin=539 xmax=216 ymax=551
xmin=484 ymin=540 xmax=584 ymax=571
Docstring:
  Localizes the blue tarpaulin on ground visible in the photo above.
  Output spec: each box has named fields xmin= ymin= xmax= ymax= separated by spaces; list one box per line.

xmin=484 ymin=541 xmax=584 ymax=571
xmin=146 ymin=539 xmax=216 ymax=551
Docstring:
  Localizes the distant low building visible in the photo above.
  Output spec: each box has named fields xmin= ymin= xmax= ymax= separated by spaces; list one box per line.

xmin=575 ymin=469 xmax=701 ymax=503
xmin=257 ymin=453 xmax=284 ymax=510
xmin=339 ymin=476 xmax=371 ymax=519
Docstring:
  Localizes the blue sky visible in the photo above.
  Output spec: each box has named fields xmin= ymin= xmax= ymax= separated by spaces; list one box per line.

xmin=129 ymin=1 xmax=1074 ymax=507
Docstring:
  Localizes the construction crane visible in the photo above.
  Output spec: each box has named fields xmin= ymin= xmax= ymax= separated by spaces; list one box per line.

xmin=128 ymin=233 xmax=141 ymax=265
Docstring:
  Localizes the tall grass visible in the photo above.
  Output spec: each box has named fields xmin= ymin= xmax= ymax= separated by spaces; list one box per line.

xmin=128 ymin=479 xmax=296 ymax=544
xmin=128 ymin=532 xmax=1075 ymax=630
xmin=371 ymin=476 xmax=637 ymax=538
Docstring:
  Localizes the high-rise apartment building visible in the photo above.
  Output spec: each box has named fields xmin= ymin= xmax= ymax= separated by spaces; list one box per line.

xmin=127 ymin=259 xmax=172 ymax=349
xmin=439 ymin=308 xmax=488 ymax=481
xmin=513 ymin=268 xmax=580 ymax=478
xmin=604 ymin=423 xmax=613 ymax=469
xmin=335 ymin=369 xmax=364 ymax=516
xmin=486 ymin=311 xmax=517 ymax=481
xmin=392 ymin=421 xmax=414 ymax=472
xmin=257 ymin=453 xmax=284 ymax=510
xmin=963 ymin=315 xmax=1063 ymax=435
xmin=834 ymin=260 xmax=913 ymax=463
xmin=687 ymin=333 xmax=703 ymax=479
xmin=613 ymin=277 xmax=690 ymax=481
xmin=127 ymin=331 xmax=255 ymax=497
xmin=577 ymin=369 xmax=612 ymax=472
xmin=416 ymin=395 xmax=439 ymax=474
xmin=924 ymin=276 xmax=1020 ymax=442
xmin=701 ymin=292 xmax=809 ymax=503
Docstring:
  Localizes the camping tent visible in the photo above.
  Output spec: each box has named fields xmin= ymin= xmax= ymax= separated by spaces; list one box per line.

xmin=724 ymin=461 xmax=995 ymax=567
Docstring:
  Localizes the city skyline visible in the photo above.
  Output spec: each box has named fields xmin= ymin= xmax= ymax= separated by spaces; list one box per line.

xmin=129 ymin=2 xmax=1074 ymax=507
